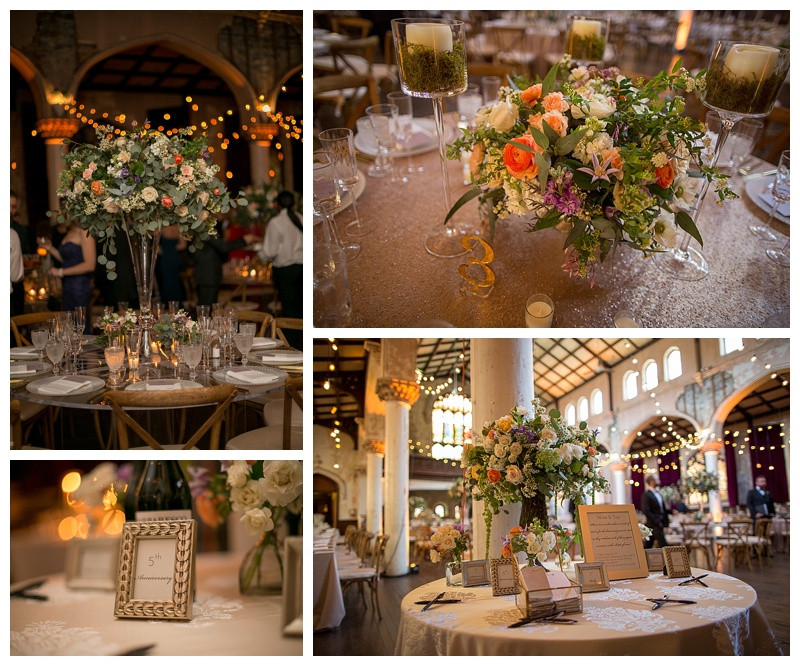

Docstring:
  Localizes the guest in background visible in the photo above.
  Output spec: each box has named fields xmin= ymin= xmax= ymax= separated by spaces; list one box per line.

xmin=40 ymin=222 xmax=96 ymax=333
xmin=641 ymin=475 xmax=669 ymax=548
xmin=673 ymin=493 xmax=689 ymax=514
xmin=193 ymin=231 xmax=258 ymax=306
xmin=10 ymin=190 xmax=36 ymax=255
xmin=156 ymin=224 xmax=187 ymax=304
xmin=259 ymin=191 xmax=302 ymax=349
xmin=11 ymin=228 xmax=25 ymax=320
xmin=746 ymin=475 xmax=776 ymax=529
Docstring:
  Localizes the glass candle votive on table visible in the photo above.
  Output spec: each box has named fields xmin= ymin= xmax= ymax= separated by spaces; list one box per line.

xmin=481 ymin=76 xmax=501 ymax=105
xmin=565 ymin=16 xmax=609 ymax=65
xmin=613 ymin=310 xmax=642 ymax=328
xmin=524 ymin=293 xmax=554 ymax=328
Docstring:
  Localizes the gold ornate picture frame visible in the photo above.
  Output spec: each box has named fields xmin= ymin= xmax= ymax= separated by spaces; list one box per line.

xmin=577 ymin=504 xmax=649 ymax=580
xmin=462 ymin=559 xmax=491 ymax=587
xmin=662 ymin=545 xmax=692 ymax=578
xmin=645 ymin=548 xmax=665 ymax=572
xmin=575 ymin=561 xmax=610 ymax=592
xmin=66 ymin=535 xmax=120 ymax=590
xmin=114 ymin=520 xmax=195 ymax=621
xmin=490 ymin=558 xmax=519 ymax=596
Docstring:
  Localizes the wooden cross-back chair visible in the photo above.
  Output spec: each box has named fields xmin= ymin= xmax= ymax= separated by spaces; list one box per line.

xmin=11 ymin=312 xmax=55 ymax=347
xmin=330 ymin=16 xmax=373 ymax=39
xmin=235 ymin=310 xmax=273 ymax=338
xmin=681 ymin=522 xmax=713 ymax=568
xmin=105 ymin=385 xmax=237 ymax=450
xmin=271 ymin=317 xmax=303 ymax=348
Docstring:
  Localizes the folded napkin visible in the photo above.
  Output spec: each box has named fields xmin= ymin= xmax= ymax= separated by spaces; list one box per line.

xmin=11 ymin=365 xmax=37 ymax=375
xmin=10 ymin=349 xmax=39 ymax=359
xmin=251 ymin=337 xmax=279 ymax=349
xmin=262 ymin=351 xmax=303 ymax=363
xmin=760 ymin=190 xmax=790 ymax=218
xmin=404 ymin=131 xmax=433 ymax=150
xmin=37 ymin=376 xmax=93 ymax=395
xmin=144 ymin=380 xmax=182 ymax=391
xmin=226 ymin=368 xmax=271 ymax=385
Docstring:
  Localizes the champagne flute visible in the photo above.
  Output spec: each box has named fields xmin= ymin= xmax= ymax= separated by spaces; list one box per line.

xmin=125 ymin=327 xmax=143 ymax=381
xmin=366 ymin=103 xmax=402 ymax=183
xmin=313 ymin=149 xmax=361 ymax=260
xmin=73 ymin=306 xmax=86 ymax=336
xmin=67 ymin=325 xmax=83 ymax=373
xmin=31 ymin=328 xmax=49 ymax=362
xmin=750 ymin=150 xmax=789 ymax=242
xmin=46 ymin=338 xmax=65 ymax=375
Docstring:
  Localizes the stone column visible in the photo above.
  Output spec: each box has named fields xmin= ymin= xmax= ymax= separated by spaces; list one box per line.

xmin=35 ymin=117 xmax=80 ymax=212
xmin=470 ymin=338 xmax=534 ymax=559
xmin=377 ymin=338 xmax=419 ymax=577
xmin=248 ymin=123 xmax=278 ymax=185
xmin=363 ymin=341 xmax=385 ymax=536
xmin=702 ymin=439 xmax=725 ymax=521
xmin=609 ymin=461 xmax=630 ymax=505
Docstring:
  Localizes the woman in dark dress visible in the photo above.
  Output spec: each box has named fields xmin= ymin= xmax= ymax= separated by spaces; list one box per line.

xmin=41 ymin=223 xmax=96 ymax=333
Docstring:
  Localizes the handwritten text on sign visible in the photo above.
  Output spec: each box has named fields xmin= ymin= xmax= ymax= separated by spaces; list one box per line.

xmin=134 ymin=538 xmax=176 ymax=599
xmin=583 ymin=509 xmax=640 ymax=571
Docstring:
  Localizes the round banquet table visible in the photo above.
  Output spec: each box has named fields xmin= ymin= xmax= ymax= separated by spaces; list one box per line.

xmin=396 ymin=568 xmax=780 ymax=656
xmin=10 ymin=552 xmax=302 ymax=656
xmin=338 ymin=118 xmax=788 ymax=328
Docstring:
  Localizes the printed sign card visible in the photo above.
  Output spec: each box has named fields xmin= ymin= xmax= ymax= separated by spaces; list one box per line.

xmin=577 ymin=504 xmax=649 ymax=580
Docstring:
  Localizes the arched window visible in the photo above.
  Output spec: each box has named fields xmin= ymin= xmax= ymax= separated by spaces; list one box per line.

xmin=591 ymin=389 xmax=603 ymax=415
xmin=664 ymin=347 xmax=683 ymax=381
xmin=577 ymin=397 xmax=589 ymax=422
xmin=720 ymin=337 xmax=743 ymax=355
xmin=434 ymin=503 xmax=446 ymax=518
xmin=623 ymin=371 xmax=638 ymax=400
xmin=642 ymin=360 xmax=658 ymax=391
xmin=565 ymin=404 xmax=576 ymax=425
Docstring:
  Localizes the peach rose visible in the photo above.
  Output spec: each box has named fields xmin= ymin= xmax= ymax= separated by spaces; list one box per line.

xmin=487 ymin=469 xmax=501 ymax=483
xmin=542 ymin=92 xmax=569 ymax=113
xmin=502 ymin=134 xmax=540 ymax=181
xmin=655 ymin=162 xmax=675 ymax=188
xmin=541 ymin=110 xmax=569 ymax=137
xmin=161 ymin=196 xmax=174 ymax=207
xmin=90 ymin=180 xmax=104 ymax=196
xmin=509 ymin=526 xmax=524 ymax=536
xmin=469 ymin=142 xmax=485 ymax=177
xmin=520 ymin=84 xmax=542 ymax=104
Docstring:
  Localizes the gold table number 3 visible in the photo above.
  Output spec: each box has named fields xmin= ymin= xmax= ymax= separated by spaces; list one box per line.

xmin=458 ymin=235 xmax=496 ymax=297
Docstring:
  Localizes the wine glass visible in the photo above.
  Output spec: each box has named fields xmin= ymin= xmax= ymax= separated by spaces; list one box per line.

xmin=104 ymin=328 xmax=126 ymax=387
xmin=233 ymin=330 xmax=254 ymax=366
xmin=751 ymin=150 xmax=790 ymax=242
xmin=318 ymin=127 xmax=373 ymax=238
xmin=392 ymin=18 xmax=474 ymax=258
xmin=182 ymin=342 xmax=203 ymax=380
xmin=45 ymin=338 xmax=65 ymax=375
xmin=387 ymin=91 xmax=425 ymax=177
xmin=564 ymin=16 xmax=609 ymax=67
xmin=313 ymin=149 xmax=361 ymax=260
xmin=31 ymin=328 xmax=49 ymax=362
xmin=365 ymin=103 xmax=401 ymax=183
xmin=481 ymin=76 xmax=501 ymax=105
xmin=764 ymin=151 xmax=791 ymax=267
xmin=656 ymin=41 xmax=790 ymax=282
xmin=66 ymin=325 xmax=83 ymax=374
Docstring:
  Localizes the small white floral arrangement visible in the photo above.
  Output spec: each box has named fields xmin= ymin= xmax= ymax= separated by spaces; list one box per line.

xmin=95 ymin=309 xmax=138 ymax=345
xmin=639 ymin=523 xmax=653 ymax=540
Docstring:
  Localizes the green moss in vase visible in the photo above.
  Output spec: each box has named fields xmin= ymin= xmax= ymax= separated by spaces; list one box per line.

xmin=566 ymin=33 xmax=605 ymax=62
xmin=702 ymin=59 xmax=785 ymax=116
xmin=399 ymin=42 xmax=466 ymax=96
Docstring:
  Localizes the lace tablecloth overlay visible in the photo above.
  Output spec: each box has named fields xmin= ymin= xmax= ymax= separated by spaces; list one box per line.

xmin=396 ymin=569 xmax=780 ymax=656
xmin=10 ymin=552 xmax=302 ymax=656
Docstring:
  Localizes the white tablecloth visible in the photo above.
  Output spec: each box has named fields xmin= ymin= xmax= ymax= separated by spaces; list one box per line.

xmin=396 ymin=568 xmax=780 ymax=655
xmin=10 ymin=552 xmax=302 ymax=656
xmin=313 ymin=549 xmax=346 ymax=631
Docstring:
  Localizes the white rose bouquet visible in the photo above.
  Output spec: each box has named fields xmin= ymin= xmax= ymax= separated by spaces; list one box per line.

xmin=429 ymin=524 xmax=469 ymax=564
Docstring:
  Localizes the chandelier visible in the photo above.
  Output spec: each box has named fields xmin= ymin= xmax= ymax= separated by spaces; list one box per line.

xmin=430 ymin=367 xmax=472 ymax=461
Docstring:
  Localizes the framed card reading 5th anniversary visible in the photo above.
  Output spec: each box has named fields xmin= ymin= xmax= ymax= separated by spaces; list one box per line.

xmin=114 ymin=520 xmax=196 ymax=621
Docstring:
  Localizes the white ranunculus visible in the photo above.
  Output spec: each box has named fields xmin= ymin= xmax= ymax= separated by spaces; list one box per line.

xmin=259 ymin=460 xmax=302 ymax=506
xmin=227 ymin=460 xmax=251 ymax=488
xmin=509 ymin=442 xmax=523 ymax=458
xmin=73 ymin=180 xmax=86 ymax=194
xmin=570 ymin=94 xmax=615 ymax=119
xmin=231 ymin=479 xmax=266 ymax=513
xmin=241 ymin=507 xmax=274 ymax=536
xmin=485 ymin=99 xmax=519 ymax=132
xmin=542 ymin=531 xmax=556 ymax=551
xmin=103 ymin=197 xmax=119 ymax=214
xmin=540 ymin=426 xmax=558 ymax=443
xmin=494 ymin=442 xmax=509 ymax=458
xmin=141 ymin=186 xmax=159 ymax=203
xmin=117 ymin=150 xmax=131 ymax=163
xmin=440 ymin=535 xmax=456 ymax=551
xmin=505 ymin=465 xmax=523 ymax=484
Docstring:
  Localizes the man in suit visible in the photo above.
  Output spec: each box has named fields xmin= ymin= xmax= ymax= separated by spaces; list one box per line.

xmin=641 ymin=475 xmax=670 ymax=548
xmin=746 ymin=475 xmax=776 ymax=530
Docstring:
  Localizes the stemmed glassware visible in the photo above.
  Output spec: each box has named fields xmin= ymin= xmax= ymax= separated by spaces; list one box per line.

xmin=392 ymin=17 xmax=473 ymax=258
xmin=73 ymin=306 xmax=86 ymax=336
xmin=233 ymin=325 xmax=255 ymax=366
xmin=313 ymin=207 xmax=353 ymax=327
xmin=65 ymin=325 xmax=83 ymax=374
xmin=366 ymin=103 xmax=401 ymax=183
xmin=751 ymin=150 xmax=790 ymax=242
xmin=181 ymin=327 xmax=203 ymax=381
xmin=387 ymin=91 xmax=425 ymax=177
xmin=125 ymin=327 xmax=143 ymax=381
xmin=104 ymin=327 xmax=126 ymax=387
xmin=318 ymin=127 xmax=373 ymax=238
xmin=656 ymin=40 xmax=790 ymax=281
xmin=31 ymin=328 xmax=49 ymax=363
xmin=198 ymin=315 xmax=214 ymax=373
xmin=313 ymin=150 xmax=361 ymax=261
xmin=45 ymin=336 xmax=65 ymax=375
xmin=564 ymin=16 xmax=610 ymax=67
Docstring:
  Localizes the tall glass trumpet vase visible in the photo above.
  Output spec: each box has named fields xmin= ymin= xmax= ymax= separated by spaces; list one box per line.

xmin=656 ymin=41 xmax=790 ymax=282
xmin=392 ymin=18 xmax=473 ymax=258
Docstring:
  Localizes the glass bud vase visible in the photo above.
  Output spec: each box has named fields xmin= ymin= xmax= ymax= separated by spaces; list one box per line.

xmin=239 ymin=532 xmax=283 ymax=595
xmin=445 ymin=560 xmax=463 ymax=587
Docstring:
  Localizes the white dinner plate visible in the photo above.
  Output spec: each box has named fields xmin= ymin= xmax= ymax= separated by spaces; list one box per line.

xmin=125 ymin=379 xmax=203 ymax=391
xmin=250 ymin=337 xmax=282 ymax=350
xmin=213 ymin=366 xmax=288 ymax=388
xmin=354 ymin=118 xmax=456 ymax=158
xmin=10 ymin=361 xmax=54 ymax=379
xmin=25 ymin=374 xmax=106 ymax=396
xmin=745 ymin=175 xmax=789 ymax=225
xmin=10 ymin=348 xmax=41 ymax=361
xmin=251 ymin=350 xmax=303 ymax=366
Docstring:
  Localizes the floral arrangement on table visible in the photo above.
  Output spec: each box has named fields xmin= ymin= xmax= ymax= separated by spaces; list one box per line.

xmin=638 ymin=523 xmax=652 ymax=541
xmin=462 ymin=399 xmax=609 ymax=557
xmin=501 ymin=520 xmax=574 ymax=570
xmin=683 ymin=469 xmax=719 ymax=495
xmin=658 ymin=483 xmax=681 ymax=506
xmin=151 ymin=310 xmax=201 ymax=345
xmin=188 ymin=460 xmax=302 ymax=594
xmin=49 ymin=124 xmax=247 ymax=277
xmin=429 ymin=523 xmax=469 ymax=564
xmin=448 ymin=58 xmax=736 ymax=277
xmin=448 ymin=477 xmax=466 ymax=499
xmin=94 ymin=309 xmax=139 ymax=345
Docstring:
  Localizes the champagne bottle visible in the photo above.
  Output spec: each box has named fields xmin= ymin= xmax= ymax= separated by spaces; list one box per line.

xmin=134 ymin=460 xmax=193 ymax=522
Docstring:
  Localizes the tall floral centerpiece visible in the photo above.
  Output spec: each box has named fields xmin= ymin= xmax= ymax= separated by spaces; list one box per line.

xmin=683 ymin=469 xmax=719 ymax=516
xmin=463 ymin=399 xmax=609 ymax=558
xmin=448 ymin=60 xmax=736 ymax=279
xmin=50 ymin=125 xmax=246 ymax=360
xmin=188 ymin=460 xmax=302 ymax=595
xmin=429 ymin=524 xmax=469 ymax=586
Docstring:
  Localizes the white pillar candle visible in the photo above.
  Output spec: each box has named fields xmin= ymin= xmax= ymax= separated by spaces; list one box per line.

xmin=525 ymin=296 xmax=554 ymax=328
xmin=406 ymin=22 xmax=453 ymax=52
xmin=570 ymin=18 xmax=602 ymax=40
xmin=724 ymin=44 xmax=779 ymax=79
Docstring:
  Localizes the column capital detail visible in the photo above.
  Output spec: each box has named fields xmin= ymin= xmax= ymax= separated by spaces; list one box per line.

xmin=35 ymin=117 xmax=80 ymax=141
xmin=364 ymin=340 xmax=381 ymax=354
xmin=700 ymin=439 xmax=725 ymax=454
xmin=609 ymin=461 xmax=629 ymax=473
xmin=364 ymin=440 xmax=386 ymax=456
xmin=376 ymin=377 xmax=420 ymax=405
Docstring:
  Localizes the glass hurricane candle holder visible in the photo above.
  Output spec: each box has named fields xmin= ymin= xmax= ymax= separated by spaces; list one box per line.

xmin=392 ymin=17 xmax=473 ymax=258
xmin=565 ymin=16 xmax=609 ymax=66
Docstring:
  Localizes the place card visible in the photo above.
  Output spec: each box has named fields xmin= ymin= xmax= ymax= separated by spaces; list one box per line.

xmin=490 ymin=558 xmax=519 ymax=596
xmin=461 ymin=559 xmax=491 ymax=587
xmin=66 ymin=535 xmax=120 ymax=590
xmin=577 ymin=504 xmax=649 ymax=580
xmin=114 ymin=520 xmax=196 ymax=621
xmin=662 ymin=545 xmax=692 ymax=578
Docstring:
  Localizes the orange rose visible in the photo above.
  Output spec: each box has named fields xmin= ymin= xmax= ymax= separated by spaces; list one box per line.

xmin=655 ymin=162 xmax=675 ymax=188
xmin=487 ymin=469 xmax=501 ymax=483
xmin=214 ymin=187 xmax=220 ymax=195
xmin=542 ymin=92 xmax=569 ymax=113
xmin=520 ymin=84 xmax=542 ymax=104
xmin=588 ymin=446 xmax=596 ymax=456
xmin=502 ymin=134 xmax=540 ymax=181
xmin=501 ymin=543 xmax=513 ymax=559
xmin=601 ymin=147 xmax=625 ymax=173
xmin=196 ymin=492 xmax=224 ymax=527
xmin=161 ymin=196 xmax=174 ymax=207
xmin=541 ymin=110 xmax=569 ymax=137
xmin=509 ymin=525 xmax=523 ymax=536
xmin=90 ymin=180 xmax=103 ymax=196
xmin=174 ymin=154 xmax=183 ymax=165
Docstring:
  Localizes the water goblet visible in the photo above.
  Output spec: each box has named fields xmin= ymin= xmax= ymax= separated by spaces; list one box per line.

xmin=31 ymin=328 xmax=49 ymax=362
xmin=104 ymin=328 xmax=126 ymax=386
xmin=233 ymin=330 xmax=254 ymax=366
xmin=46 ymin=338 xmax=65 ymax=375
xmin=481 ymin=75 xmax=501 ymax=105
xmin=750 ymin=150 xmax=789 ymax=242
xmin=387 ymin=91 xmax=426 ymax=177
xmin=182 ymin=342 xmax=203 ymax=381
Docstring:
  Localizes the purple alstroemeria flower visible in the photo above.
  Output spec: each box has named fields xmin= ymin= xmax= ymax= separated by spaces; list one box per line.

xmin=577 ymin=152 xmax=622 ymax=184
xmin=202 ymin=151 xmax=211 ymax=159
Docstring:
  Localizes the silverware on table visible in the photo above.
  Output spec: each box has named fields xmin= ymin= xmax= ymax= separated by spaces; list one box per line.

xmin=115 ymin=644 xmax=156 ymax=656
xmin=742 ymin=169 xmax=777 ymax=181
xmin=414 ymin=599 xmax=461 ymax=605
xmin=420 ymin=591 xmax=446 ymax=612
xmin=646 ymin=595 xmax=698 ymax=610
xmin=11 ymin=579 xmax=48 ymax=601
xmin=678 ymin=573 xmax=709 ymax=587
